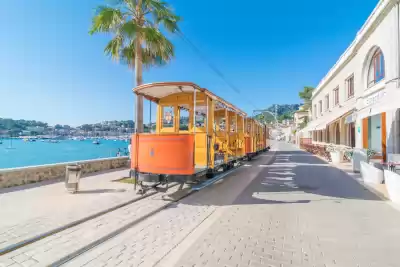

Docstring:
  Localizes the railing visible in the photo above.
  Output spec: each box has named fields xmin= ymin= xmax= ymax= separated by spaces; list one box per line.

xmin=302 ymin=143 xmax=331 ymax=161
xmin=301 ymin=142 xmax=353 ymax=163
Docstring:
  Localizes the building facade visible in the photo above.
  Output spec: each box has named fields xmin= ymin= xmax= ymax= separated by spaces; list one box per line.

xmin=303 ymin=0 xmax=400 ymax=161
xmin=293 ymin=106 xmax=310 ymax=128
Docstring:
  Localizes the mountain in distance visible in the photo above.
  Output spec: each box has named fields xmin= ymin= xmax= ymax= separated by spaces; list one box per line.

xmin=255 ymin=104 xmax=300 ymax=123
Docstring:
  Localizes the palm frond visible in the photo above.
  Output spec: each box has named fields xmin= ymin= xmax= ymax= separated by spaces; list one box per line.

xmin=120 ymin=20 xmax=141 ymax=39
xmin=89 ymin=6 xmax=124 ymax=34
xmin=141 ymin=27 xmax=174 ymax=60
xmin=144 ymin=0 xmax=180 ymax=32
xmin=90 ymin=0 xmax=179 ymax=70
xmin=120 ymin=42 xmax=136 ymax=68
xmin=104 ymin=35 xmax=124 ymax=62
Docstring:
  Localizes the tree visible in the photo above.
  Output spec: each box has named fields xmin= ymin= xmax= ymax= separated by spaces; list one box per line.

xmin=299 ymin=86 xmax=314 ymax=110
xmin=89 ymin=0 xmax=180 ymax=133
xmin=278 ymin=112 xmax=293 ymax=122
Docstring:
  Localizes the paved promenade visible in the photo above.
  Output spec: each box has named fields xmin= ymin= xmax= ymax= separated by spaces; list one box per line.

xmin=0 ymin=168 xmax=135 ymax=251
xmin=2 ymin=142 xmax=400 ymax=266
xmin=169 ymin=143 xmax=400 ymax=267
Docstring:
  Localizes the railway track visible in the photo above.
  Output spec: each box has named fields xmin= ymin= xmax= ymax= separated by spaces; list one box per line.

xmin=0 ymin=164 xmax=244 ymax=267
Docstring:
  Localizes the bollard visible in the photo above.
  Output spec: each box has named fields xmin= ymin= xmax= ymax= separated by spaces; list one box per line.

xmin=65 ymin=164 xmax=82 ymax=193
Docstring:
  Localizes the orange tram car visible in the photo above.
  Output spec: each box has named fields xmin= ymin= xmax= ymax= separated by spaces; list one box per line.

xmin=130 ymin=82 xmax=270 ymax=192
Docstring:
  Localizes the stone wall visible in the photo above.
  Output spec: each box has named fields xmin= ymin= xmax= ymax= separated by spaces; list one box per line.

xmin=0 ymin=157 xmax=129 ymax=188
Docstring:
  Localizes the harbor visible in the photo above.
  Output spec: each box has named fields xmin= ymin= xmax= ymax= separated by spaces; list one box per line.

xmin=0 ymin=138 xmax=129 ymax=169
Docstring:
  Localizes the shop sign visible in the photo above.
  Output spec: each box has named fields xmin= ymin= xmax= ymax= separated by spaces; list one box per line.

xmin=363 ymin=90 xmax=386 ymax=107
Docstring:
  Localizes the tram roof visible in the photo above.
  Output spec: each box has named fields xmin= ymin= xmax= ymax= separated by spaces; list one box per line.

xmin=133 ymin=82 xmax=247 ymax=116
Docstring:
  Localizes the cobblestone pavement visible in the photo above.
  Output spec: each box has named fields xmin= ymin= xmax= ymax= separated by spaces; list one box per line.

xmin=0 ymin=183 xmax=186 ymax=267
xmin=62 ymin=152 xmax=275 ymax=267
xmin=0 ymin=169 xmax=135 ymax=251
xmin=170 ymin=142 xmax=400 ymax=267
xmin=4 ymin=142 xmax=400 ymax=267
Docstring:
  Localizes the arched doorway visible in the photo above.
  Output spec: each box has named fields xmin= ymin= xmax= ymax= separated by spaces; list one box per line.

xmin=349 ymin=123 xmax=355 ymax=147
xmin=335 ymin=123 xmax=340 ymax=145
xmin=326 ymin=126 xmax=330 ymax=143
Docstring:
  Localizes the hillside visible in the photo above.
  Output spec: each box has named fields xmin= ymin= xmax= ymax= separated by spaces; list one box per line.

xmin=255 ymin=104 xmax=300 ymax=123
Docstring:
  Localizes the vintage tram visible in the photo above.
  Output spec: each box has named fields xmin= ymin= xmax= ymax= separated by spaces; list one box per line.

xmin=130 ymin=82 xmax=269 ymax=191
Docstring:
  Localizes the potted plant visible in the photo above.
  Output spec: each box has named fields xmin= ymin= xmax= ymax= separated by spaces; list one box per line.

xmin=344 ymin=148 xmax=354 ymax=162
xmin=360 ymin=149 xmax=384 ymax=184
xmin=326 ymin=144 xmax=343 ymax=164
xmin=366 ymin=149 xmax=377 ymax=162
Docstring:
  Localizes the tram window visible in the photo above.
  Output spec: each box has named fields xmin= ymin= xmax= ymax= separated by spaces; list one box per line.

xmin=230 ymin=118 xmax=236 ymax=132
xmin=162 ymin=106 xmax=174 ymax=128
xmin=179 ymin=106 xmax=189 ymax=131
xmin=195 ymin=111 xmax=206 ymax=127
xmin=219 ymin=118 xmax=225 ymax=131
xmin=247 ymin=123 xmax=251 ymax=133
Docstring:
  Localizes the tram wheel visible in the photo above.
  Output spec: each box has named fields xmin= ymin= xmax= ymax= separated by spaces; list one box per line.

xmin=222 ymin=164 xmax=228 ymax=172
xmin=137 ymin=188 xmax=145 ymax=195
xmin=206 ymin=172 xmax=215 ymax=179
xmin=226 ymin=162 xmax=233 ymax=170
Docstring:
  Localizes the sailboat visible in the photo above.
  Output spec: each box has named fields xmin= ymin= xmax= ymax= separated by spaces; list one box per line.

xmin=6 ymin=138 xmax=16 ymax=150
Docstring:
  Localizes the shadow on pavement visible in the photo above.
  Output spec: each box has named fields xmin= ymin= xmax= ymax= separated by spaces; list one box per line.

xmin=171 ymin=149 xmax=382 ymax=208
xmin=233 ymin=150 xmax=381 ymax=205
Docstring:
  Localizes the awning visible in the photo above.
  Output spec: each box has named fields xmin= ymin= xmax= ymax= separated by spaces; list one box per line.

xmin=299 ymin=104 xmax=355 ymax=132
xmin=357 ymin=89 xmax=400 ymax=119
xmin=314 ymin=123 xmax=327 ymax=131
xmin=312 ymin=105 xmax=355 ymax=130
xmin=300 ymin=120 xmax=319 ymax=133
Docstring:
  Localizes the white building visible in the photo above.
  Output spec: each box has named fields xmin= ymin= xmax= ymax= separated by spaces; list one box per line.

xmin=293 ymin=106 xmax=310 ymax=128
xmin=303 ymin=0 xmax=400 ymax=161
xmin=294 ymin=106 xmax=312 ymax=145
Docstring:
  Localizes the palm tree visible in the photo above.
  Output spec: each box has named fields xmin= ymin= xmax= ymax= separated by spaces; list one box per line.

xmin=89 ymin=0 xmax=180 ymax=133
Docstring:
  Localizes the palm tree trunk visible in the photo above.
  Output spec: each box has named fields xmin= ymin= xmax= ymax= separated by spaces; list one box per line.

xmin=134 ymin=0 xmax=144 ymax=133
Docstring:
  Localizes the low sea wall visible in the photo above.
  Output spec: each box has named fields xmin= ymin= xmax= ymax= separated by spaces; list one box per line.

xmin=0 ymin=157 xmax=129 ymax=188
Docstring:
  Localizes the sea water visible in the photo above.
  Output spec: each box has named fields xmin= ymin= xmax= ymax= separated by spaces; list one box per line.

xmin=0 ymin=139 xmax=129 ymax=169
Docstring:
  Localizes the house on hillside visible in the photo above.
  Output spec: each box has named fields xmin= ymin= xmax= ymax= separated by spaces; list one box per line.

xmin=293 ymin=105 xmax=310 ymax=129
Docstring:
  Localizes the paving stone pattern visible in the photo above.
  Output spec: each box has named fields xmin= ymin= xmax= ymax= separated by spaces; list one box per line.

xmin=3 ymin=143 xmax=400 ymax=267
xmin=174 ymin=143 xmax=400 ymax=267
xmin=63 ymin=153 xmax=273 ymax=267
xmin=0 ymin=170 xmax=136 ymax=251
xmin=0 ymin=184 xmax=185 ymax=267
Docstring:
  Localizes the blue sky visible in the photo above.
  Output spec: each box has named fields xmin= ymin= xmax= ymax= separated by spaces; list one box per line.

xmin=0 ymin=0 xmax=378 ymax=126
